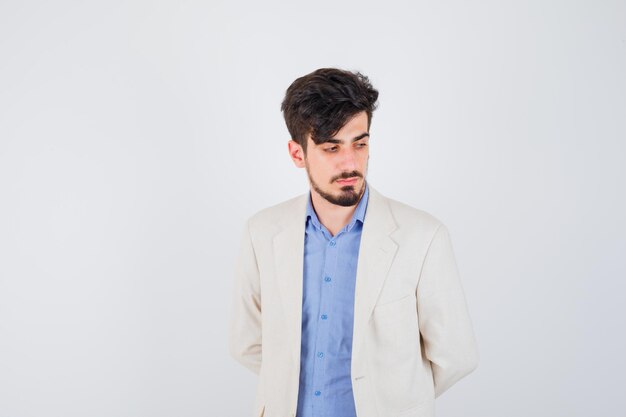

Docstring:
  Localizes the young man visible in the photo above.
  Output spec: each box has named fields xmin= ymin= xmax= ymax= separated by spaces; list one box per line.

xmin=229 ymin=68 xmax=479 ymax=417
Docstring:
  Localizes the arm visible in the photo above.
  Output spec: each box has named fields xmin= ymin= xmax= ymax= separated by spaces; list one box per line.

xmin=417 ymin=223 xmax=479 ymax=398
xmin=229 ymin=219 xmax=262 ymax=375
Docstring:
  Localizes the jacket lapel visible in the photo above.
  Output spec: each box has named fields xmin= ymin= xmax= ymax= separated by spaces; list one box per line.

xmin=271 ymin=183 xmax=399 ymax=371
xmin=272 ymin=194 xmax=308 ymax=366
xmin=351 ymin=185 xmax=398 ymax=377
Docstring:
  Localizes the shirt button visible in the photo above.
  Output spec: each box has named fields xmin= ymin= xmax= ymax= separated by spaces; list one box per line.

xmin=317 ymin=352 xmax=324 ymax=358
xmin=321 ymin=314 xmax=327 ymax=320
xmin=314 ymin=390 xmax=321 ymax=396
xmin=324 ymin=276 xmax=331 ymax=282
xmin=329 ymin=240 xmax=336 ymax=246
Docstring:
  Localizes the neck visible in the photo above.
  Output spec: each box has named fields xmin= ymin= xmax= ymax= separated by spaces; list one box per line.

xmin=309 ymin=183 xmax=365 ymax=237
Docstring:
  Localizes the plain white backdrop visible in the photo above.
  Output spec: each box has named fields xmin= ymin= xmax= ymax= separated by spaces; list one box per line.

xmin=1 ymin=1 xmax=625 ymax=416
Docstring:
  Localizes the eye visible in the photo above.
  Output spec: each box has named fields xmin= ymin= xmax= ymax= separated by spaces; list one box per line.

xmin=357 ymin=143 xmax=368 ymax=148
xmin=325 ymin=146 xmax=338 ymax=152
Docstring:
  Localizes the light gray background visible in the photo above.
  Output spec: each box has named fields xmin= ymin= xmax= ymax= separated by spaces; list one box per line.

xmin=1 ymin=1 xmax=625 ymax=416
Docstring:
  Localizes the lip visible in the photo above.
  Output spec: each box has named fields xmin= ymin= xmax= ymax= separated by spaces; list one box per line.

xmin=337 ymin=177 xmax=359 ymax=185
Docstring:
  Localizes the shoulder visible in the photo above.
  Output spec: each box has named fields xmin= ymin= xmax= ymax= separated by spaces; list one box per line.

xmin=388 ymin=197 xmax=441 ymax=226
xmin=244 ymin=193 xmax=307 ymax=236
xmin=371 ymin=187 xmax=449 ymax=242
xmin=371 ymin=186 xmax=444 ymax=230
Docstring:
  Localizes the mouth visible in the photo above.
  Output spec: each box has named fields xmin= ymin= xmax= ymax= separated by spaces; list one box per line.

xmin=336 ymin=177 xmax=359 ymax=185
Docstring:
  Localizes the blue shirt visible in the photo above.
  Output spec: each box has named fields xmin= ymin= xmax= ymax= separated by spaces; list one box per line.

xmin=296 ymin=183 xmax=369 ymax=417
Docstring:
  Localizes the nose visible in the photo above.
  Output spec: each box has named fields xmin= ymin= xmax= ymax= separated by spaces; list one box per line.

xmin=339 ymin=146 xmax=358 ymax=172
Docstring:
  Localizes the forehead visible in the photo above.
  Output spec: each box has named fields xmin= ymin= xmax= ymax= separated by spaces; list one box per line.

xmin=312 ymin=112 xmax=370 ymax=145
xmin=306 ymin=132 xmax=369 ymax=148
xmin=324 ymin=132 xmax=369 ymax=145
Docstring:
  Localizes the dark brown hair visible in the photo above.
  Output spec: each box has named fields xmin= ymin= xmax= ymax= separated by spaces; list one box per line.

xmin=280 ymin=68 xmax=379 ymax=154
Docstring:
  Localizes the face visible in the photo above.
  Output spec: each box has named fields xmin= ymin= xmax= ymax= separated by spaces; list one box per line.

xmin=289 ymin=111 xmax=370 ymax=207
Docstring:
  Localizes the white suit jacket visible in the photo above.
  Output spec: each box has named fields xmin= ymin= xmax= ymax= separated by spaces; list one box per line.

xmin=229 ymin=184 xmax=479 ymax=417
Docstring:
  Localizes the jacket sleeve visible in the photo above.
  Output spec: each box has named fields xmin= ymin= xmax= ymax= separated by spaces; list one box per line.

xmin=416 ymin=223 xmax=479 ymax=398
xmin=228 ymin=219 xmax=262 ymax=375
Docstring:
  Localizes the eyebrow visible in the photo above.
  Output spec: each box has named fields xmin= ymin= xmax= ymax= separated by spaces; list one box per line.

xmin=323 ymin=132 xmax=370 ymax=145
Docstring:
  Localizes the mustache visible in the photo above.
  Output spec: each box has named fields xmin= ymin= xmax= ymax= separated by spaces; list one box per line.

xmin=334 ymin=172 xmax=362 ymax=181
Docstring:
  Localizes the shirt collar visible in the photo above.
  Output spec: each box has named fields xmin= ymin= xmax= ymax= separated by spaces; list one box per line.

xmin=305 ymin=181 xmax=369 ymax=234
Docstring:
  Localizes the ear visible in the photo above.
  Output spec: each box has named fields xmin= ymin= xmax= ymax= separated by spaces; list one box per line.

xmin=288 ymin=140 xmax=306 ymax=168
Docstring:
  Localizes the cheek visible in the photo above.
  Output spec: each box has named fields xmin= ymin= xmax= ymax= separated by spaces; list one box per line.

xmin=308 ymin=158 xmax=333 ymax=179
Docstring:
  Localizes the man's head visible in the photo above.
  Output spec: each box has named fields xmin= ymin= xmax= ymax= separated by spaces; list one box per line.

xmin=281 ymin=68 xmax=379 ymax=207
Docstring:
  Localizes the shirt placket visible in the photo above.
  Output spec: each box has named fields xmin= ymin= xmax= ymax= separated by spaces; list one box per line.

xmin=312 ymin=228 xmax=340 ymax=412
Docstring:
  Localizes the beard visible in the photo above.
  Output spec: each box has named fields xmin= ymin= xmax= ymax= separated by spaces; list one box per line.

xmin=305 ymin=161 xmax=367 ymax=207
